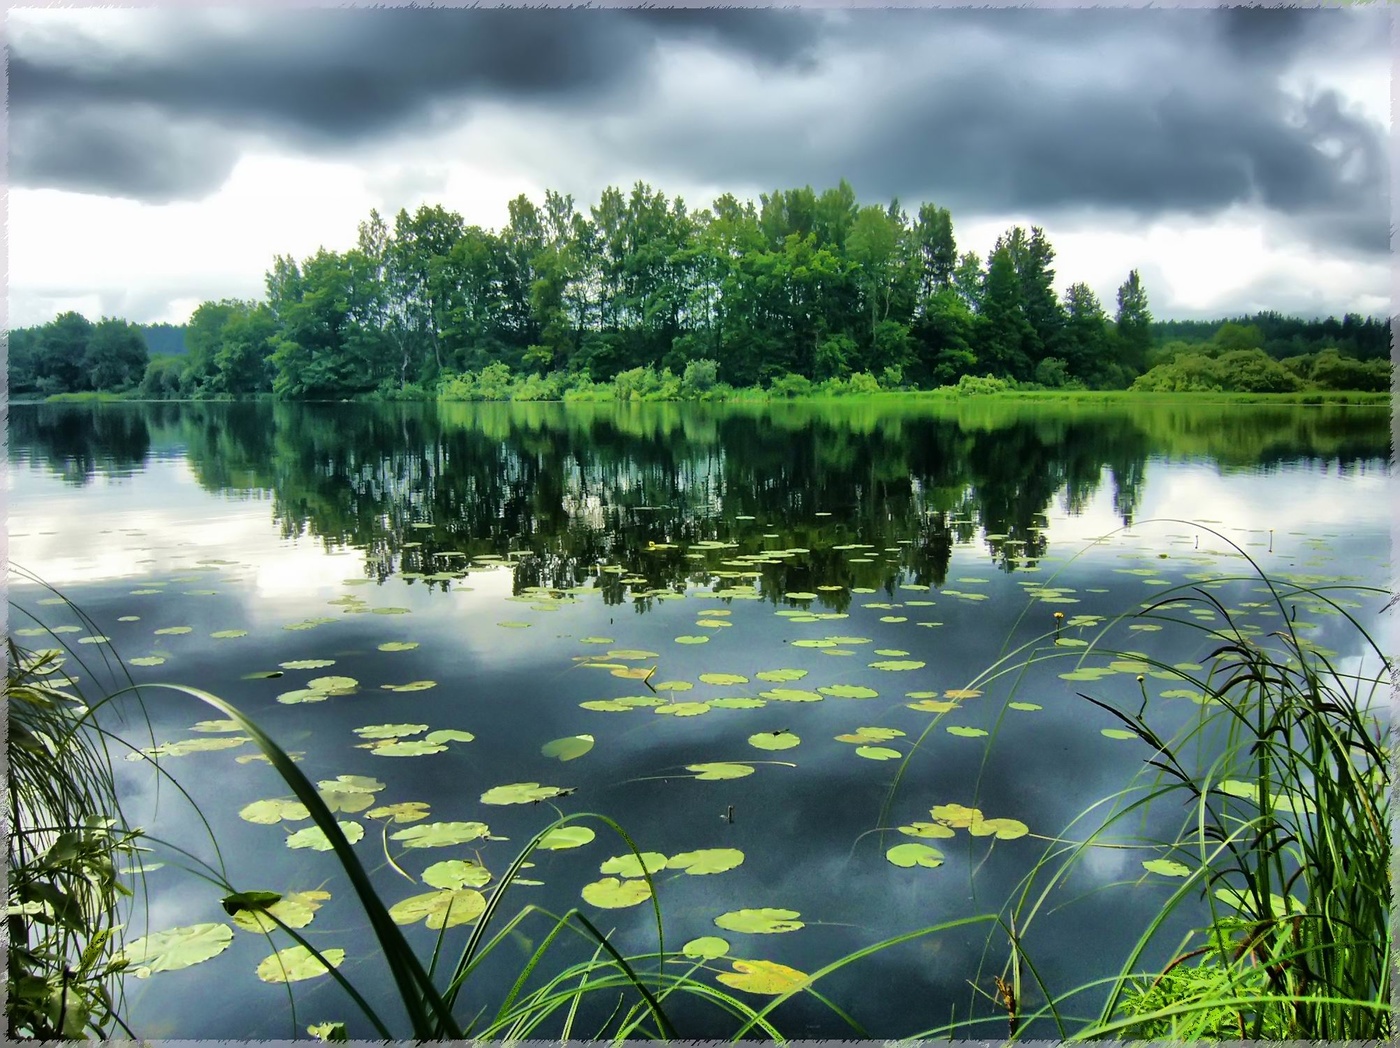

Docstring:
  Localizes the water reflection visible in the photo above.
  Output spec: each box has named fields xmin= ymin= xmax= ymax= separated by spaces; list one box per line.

xmin=8 ymin=400 xmax=1388 ymax=599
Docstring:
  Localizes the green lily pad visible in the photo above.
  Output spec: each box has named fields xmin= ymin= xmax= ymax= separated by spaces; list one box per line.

xmin=540 ymin=734 xmax=595 ymax=761
xmin=1101 ymin=728 xmax=1138 ymax=740
xmin=819 ymin=684 xmax=879 ymax=699
xmin=256 ymin=945 xmax=346 ymax=983
xmin=366 ymin=801 xmax=430 ymax=823
xmin=581 ymin=877 xmax=653 ymax=909
xmin=319 ymin=775 xmax=385 ymax=794
xmin=755 ymin=668 xmax=807 ymax=682
xmin=607 ymin=649 xmax=662 ymax=660
xmin=699 ymin=672 xmax=749 ymax=686
xmin=870 ymin=660 xmax=925 ymax=671
xmin=886 ymin=843 xmax=945 ymax=868
xmin=118 ymin=615 xmax=141 ymax=622
xmin=1008 ymin=702 xmax=1042 ymax=711
xmin=306 ymin=676 xmax=358 ymax=693
xmin=129 ymin=656 xmax=166 ymax=667
xmin=748 ymin=731 xmax=799 ymax=751
xmin=381 ymin=680 xmax=438 ymax=692
xmin=390 ymin=889 xmax=486 ymax=929
xmin=716 ymin=958 xmax=810 ymax=995
xmin=371 ymin=740 xmax=449 ymax=757
xmin=709 ymin=697 xmax=767 ymax=709
xmin=390 ymin=821 xmax=490 ymax=848
xmin=579 ymin=637 xmax=615 ymax=644
xmin=240 ymin=799 xmax=311 ymax=824
xmin=898 ymin=822 xmax=957 ymax=839
xmin=280 ymin=659 xmax=336 ymax=670
xmin=230 ymin=890 xmax=331 ymax=933
xmin=714 ymin=908 xmax=804 ymax=934
xmin=210 ymin=629 xmax=248 ymax=639
xmin=966 ymin=817 xmax=1030 ymax=840
xmin=667 ymin=848 xmax=744 ymax=875
xmin=536 ymin=825 xmax=596 ymax=850
xmin=377 ymin=642 xmax=420 ymax=652
xmin=317 ymin=789 xmax=375 ymax=813
xmin=480 ymin=782 xmax=567 ymax=805
xmin=674 ymin=635 xmax=710 ymax=645
xmin=907 ymin=698 xmax=959 ymax=713
xmin=374 ymin=607 xmax=412 ymax=616
xmin=600 ymin=852 xmax=668 ymax=878
xmin=946 ymin=726 xmax=988 ymax=738
xmin=687 ymin=763 xmax=755 ymax=780
xmin=855 ymin=745 xmax=902 ymax=760
xmin=682 ymin=936 xmax=730 ymax=960
xmin=425 ymin=729 xmax=473 ymax=745
xmin=123 ymin=922 xmax=234 ymax=977
xmin=128 ymin=736 xmax=252 ymax=760
xmin=356 ymin=723 xmax=429 ymax=739
xmin=654 ymin=701 xmax=711 ymax=716
xmin=422 ymin=860 xmax=492 ymax=890
xmin=653 ymin=680 xmax=693 ymax=692
xmin=1142 ymin=858 xmax=1192 ymax=877
xmin=761 ymin=688 xmax=822 ymax=703
xmin=286 ymin=822 xmax=364 ymax=851
xmin=190 ymin=719 xmax=243 ymax=733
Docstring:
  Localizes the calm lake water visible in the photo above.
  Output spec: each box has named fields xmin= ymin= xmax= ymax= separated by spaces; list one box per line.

xmin=6 ymin=399 xmax=1392 ymax=1040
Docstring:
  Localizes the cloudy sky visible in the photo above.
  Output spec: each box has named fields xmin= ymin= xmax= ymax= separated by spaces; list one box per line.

xmin=6 ymin=3 xmax=1392 ymax=330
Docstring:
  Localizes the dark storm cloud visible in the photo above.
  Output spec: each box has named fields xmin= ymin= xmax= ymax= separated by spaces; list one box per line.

xmin=9 ymin=8 xmax=822 ymax=201
xmin=9 ymin=7 xmax=1388 ymax=257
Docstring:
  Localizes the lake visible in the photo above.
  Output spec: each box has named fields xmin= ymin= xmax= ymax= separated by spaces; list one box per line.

xmin=6 ymin=398 xmax=1392 ymax=1040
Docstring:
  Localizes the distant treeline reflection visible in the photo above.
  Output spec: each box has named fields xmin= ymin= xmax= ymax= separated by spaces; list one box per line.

xmin=9 ymin=400 xmax=1388 ymax=599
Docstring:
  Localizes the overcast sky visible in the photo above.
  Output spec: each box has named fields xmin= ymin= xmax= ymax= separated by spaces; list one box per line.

xmin=6 ymin=3 xmax=1392 ymax=330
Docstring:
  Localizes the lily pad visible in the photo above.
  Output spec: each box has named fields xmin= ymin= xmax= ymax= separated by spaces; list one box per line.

xmin=286 ymin=822 xmax=364 ymax=851
xmin=667 ymin=848 xmax=744 ymax=875
xmin=389 ymin=889 xmax=486 ymax=929
xmin=191 ymin=719 xmax=243 ymax=733
xmin=654 ymin=701 xmax=711 ymax=716
xmin=819 ymin=684 xmax=879 ymax=699
xmin=422 ymin=860 xmax=492 ymax=890
xmin=123 ymin=923 xmax=234 ymax=977
xmin=714 ymin=908 xmax=804 ymax=934
xmin=239 ymin=799 xmax=311 ymax=824
xmin=946 ymin=726 xmax=988 ymax=738
xmin=306 ymin=676 xmax=358 ymax=693
xmin=716 ymin=959 xmax=810 ymax=995
xmin=1101 ymin=728 xmax=1138 ymax=740
xmin=747 ymin=731 xmax=799 ymax=751
xmin=907 ymin=699 xmax=959 ymax=713
xmin=371 ymin=740 xmax=450 ymax=757
xmin=425 ymin=729 xmax=474 ymax=745
xmin=600 ymin=852 xmax=668 ymax=878
xmin=231 ymin=890 xmax=332 ymax=933
xmin=381 ymin=680 xmax=438 ymax=693
xmin=898 ymin=821 xmax=957 ymax=839
xmin=210 ymin=629 xmax=248 ymax=639
xmin=886 ymin=843 xmax=945 ymax=868
xmin=581 ymin=877 xmax=653 ymax=909
xmin=1142 ymin=858 xmax=1192 ymax=877
xmin=1008 ymin=702 xmax=1042 ymax=711
xmin=761 ymin=688 xmax=822 ymax=703
xmin=366 ymin=801 xmax=430 ymax=823
xmin=966 ymin=817 xmax=1030 ymax=840
xmin=356 ymin=723 xmax=429 ymax=739
xmin=280 ymin=659 xmax=336 ymax=670
xmin=687 ymin=762 xmax=755 ymax=780
xmin=256 ymin=945 xmax=346 ymax=983
xmin=870 ymin=660 xmax=925 ymax=671
xmin=129 ymin=656 xmax=166 ymax=667
xmin=944 ymin=688 xmax=983 ymax=699
xmin=390 ymin=822 xmax=490 ymax=848
xmin=480 ymin=782 xmax=567 ymax=805
xmin=855 ymin=745 xmax=902 ymax=760
xmin=755 ymin=668 xmax=807 ymax=682
xmin=699 ymin=672 xmax=749 ymax=686
xmin=682 ymin=936 xmax=730 ymax=960
xmin=709 ymin=697 xmax=767 ymax=709
xmin=536 ymin=825 xmax=596 ymax=850
xmin=377 ymin=642 xmax=420 ymax=652
xmin=674 ymin=635 xmax=710 ymax=645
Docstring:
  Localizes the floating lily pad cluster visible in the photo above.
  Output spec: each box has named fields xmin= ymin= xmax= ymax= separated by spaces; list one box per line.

xmin=580 ymin=848 xmax=746 ymax=908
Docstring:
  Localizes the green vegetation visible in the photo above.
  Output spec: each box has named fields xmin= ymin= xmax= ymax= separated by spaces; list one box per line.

xmin=8 ymin=180 xmax=1389 ymax=401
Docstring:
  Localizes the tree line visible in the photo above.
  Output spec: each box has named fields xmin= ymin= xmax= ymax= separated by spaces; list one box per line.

xmin=5 ymin=179 xmax=1389 ymax=399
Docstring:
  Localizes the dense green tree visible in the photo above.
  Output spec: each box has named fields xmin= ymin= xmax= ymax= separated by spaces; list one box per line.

xmin=83 ymin=318 xmax=149 ymax=391
xmin=36 ymin=312 xmax=96 ymax=394
xmin=1061 ymin=282 xmax=1112 ymax=384
xmin=913 ymin=204 xmax=957 ymax=297
xmin=979 ymin=247 xmax=1034 ymax=380
xmin=1114 ymin=269 xmax=1153 ymax=376
xmin=952 ymin=251 xmax=984 ymax=314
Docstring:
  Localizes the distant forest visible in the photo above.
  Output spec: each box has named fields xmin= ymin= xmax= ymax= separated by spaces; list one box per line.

xmin=6 ymin=179 xmax=1392 ymax=399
